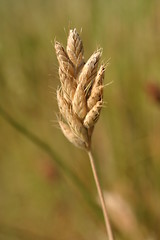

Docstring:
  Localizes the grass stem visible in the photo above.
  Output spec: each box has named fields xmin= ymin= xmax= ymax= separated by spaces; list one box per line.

xmin=88 ymin=150 xmax=114 ymax=240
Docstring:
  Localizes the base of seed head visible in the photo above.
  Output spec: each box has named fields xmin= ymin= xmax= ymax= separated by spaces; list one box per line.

xmin=55 ymin=29 xmax=106 ymax=150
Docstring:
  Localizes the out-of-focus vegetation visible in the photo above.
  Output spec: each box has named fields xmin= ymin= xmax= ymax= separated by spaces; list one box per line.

xmin=0 ymin=0 xmax=160 ymax=239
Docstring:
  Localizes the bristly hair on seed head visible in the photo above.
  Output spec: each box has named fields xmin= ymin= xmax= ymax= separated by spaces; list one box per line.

xmin=54 ymin=28 xmax=107 ymax=150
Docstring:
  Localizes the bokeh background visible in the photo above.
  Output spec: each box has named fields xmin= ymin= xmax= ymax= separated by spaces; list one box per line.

xmin=0 ymin=0 xmax=160 ymax=239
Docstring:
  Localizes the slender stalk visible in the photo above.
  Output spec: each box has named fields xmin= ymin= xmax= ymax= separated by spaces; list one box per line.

xmin=88 ymin=150 xmax=114 ymax=240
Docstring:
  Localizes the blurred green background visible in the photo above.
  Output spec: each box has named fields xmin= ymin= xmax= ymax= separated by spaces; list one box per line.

xmin=0 ymin=0 xmax=160 ymax=239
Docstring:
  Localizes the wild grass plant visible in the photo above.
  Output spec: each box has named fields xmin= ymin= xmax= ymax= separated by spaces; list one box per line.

xmin=55 ymin=28 xmax=114 ymax=240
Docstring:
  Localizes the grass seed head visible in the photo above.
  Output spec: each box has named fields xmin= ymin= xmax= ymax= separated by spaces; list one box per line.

xmin=55 ymin=29 xmax=107 ymax=150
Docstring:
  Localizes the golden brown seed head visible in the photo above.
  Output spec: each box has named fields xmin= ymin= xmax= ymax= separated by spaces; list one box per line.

xmin=55 ymin=29 xmax=107 ymax=150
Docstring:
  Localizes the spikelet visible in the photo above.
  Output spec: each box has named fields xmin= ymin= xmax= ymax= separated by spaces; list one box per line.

xmin=55 ymin=29 xmax=107 ymax=150
xmin=94 ymin=64 xmax=106 ymax=87
xmin=55 ymin=41 xmax=75 ymax=77
xmin=84 ymin=100 xmax=103 ymax=128
xmin=87 ymin=85 xmax=103 ymax=110
xmin=59 ymin=67 xmax=76 ymax=102
xmin=72 ymin=83 xmax=87 ymax=120
xmin=56 ymin=88 xmax=70 ymax=121
xmin=59 ymin=121 xmax=86 ymax=149
xmin=79 ymin=50 xmax=102 ymax=90
xmin=87 ymin=64 xmax=105 ymax=110
xmin=57 ymin=88 xmax=88 ymax=146
xmin=67 ymin=28 xmax=84 ymax=73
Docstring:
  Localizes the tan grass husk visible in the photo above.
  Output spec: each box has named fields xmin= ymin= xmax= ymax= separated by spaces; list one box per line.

xmin=58 ymin=67 xmax=77 ymax=102
xmin=72 ymin=82 xmax=87 ymax=120
xmin=59 ymin=120 xmax=86 ymax=149
xmin=55 ymin=29 xmax=106 ymax=150
xmin=67 ymin=28 xmax=84 ymax=72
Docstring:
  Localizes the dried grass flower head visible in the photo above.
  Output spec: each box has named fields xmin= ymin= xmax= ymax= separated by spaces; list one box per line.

xmin=55 ymin=28 xmax=106 ymax=150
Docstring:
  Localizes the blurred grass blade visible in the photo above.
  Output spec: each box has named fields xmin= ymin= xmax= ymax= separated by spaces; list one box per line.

xmin=0 ymin=222 xmax=53 ymax=240
xmin=0 ymin=105 xmax=102 ymax=219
